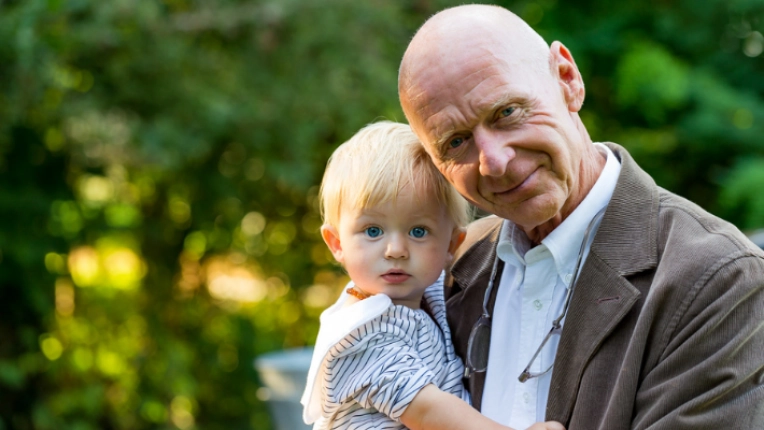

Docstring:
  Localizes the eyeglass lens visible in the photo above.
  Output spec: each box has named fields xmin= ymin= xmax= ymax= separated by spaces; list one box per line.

xmin=466 ymin=314 xmax=491 ymax=374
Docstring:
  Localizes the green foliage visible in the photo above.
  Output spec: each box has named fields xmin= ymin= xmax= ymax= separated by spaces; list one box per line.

xmin=1 ymin=0 xmax=763 ymax=429
xmin=719 ymin=157 xmax=764 ymax=229
xmin=615 ymin=41 xmax=690 ymax=124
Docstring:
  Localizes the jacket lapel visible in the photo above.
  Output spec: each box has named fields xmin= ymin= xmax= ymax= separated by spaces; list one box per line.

xmin=546 ymin=143 xmax=659 ymax=423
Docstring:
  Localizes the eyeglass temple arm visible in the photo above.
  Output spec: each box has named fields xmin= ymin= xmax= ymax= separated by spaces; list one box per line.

xmin=518 ymin=327 xmax=556 ymax=382
xmin=519 ymin=208 xmax=607 ymax=383
xmin=553 ymin=208 xmax=606 ymax=328
xmin=480 ymin=223 xmax=504 ymax=317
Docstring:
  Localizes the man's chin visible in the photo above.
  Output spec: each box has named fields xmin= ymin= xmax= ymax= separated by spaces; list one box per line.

xmin=488 ymin=198 xmax=561 ymax=230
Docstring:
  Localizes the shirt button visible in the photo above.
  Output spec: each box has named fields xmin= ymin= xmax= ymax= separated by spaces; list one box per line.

xmin=533 ymin=299 xmax=542 ymax=310
xmin=523 ymin=392 xmax=530 ymax=403
xmin=565 ymin=273 xmax=573 ymax=284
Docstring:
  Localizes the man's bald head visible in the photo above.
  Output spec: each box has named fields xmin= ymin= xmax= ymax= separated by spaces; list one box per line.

xmin=399 ymin=5 xmax=551 ymax=109
xmin=396 ymin=4 xmax=596 ymax=240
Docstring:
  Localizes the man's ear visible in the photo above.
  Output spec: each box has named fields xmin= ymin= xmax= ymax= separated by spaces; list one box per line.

xmin=320 ymin=224 xmax=344 ymax=264
xmin=550 ymin=41 xmax=585 ymax=112
xmin=446 ymin=227 xmax=467 ymax=264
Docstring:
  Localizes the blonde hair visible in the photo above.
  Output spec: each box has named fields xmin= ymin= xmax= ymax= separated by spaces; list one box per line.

xmin=320 ymin=121 xmax=471 ymax=229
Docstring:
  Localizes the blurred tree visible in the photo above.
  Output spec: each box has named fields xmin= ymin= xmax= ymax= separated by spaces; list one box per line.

xmin=0 ymin=0 xmax=762 ymax=429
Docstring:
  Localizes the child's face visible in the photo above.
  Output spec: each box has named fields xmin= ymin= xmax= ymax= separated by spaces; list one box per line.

xmin=321 ymin=184 xmax=465 ymax=309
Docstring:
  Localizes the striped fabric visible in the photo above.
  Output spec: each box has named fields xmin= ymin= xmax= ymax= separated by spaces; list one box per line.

xmin=311 ymin=279 xmax=469 ymax=430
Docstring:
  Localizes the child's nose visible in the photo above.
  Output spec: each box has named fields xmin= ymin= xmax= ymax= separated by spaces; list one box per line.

xmin=384 ymin=234 xmax=409 ymax=260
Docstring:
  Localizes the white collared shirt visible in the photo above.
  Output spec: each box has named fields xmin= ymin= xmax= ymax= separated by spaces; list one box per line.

xmin=481 ymin=144 xmax=622 ymax=428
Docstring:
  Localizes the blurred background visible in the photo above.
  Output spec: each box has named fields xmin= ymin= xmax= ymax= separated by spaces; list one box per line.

xmin=1 ymin=0 xmax=763 ymax=428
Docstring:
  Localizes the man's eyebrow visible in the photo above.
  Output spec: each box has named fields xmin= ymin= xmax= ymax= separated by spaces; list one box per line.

xmin=431 ymin=95 xmax=530 ymax=154
xmin=488 ymin=93 xmax=529 ymax=112
xmin=421 ymin=115 xmax=455 ymax=155
xmin=433 ymin=130 xmax=455 ymax=153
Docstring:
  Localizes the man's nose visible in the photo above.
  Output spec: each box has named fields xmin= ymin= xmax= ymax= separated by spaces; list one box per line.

xmin=475 ymin=128 xmax=514 ymax=177
xmin=384 ymin=234 xmax=409 ymax=260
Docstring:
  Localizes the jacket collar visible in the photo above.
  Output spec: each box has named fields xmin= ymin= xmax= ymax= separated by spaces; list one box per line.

xmin=590 ymin=143 xmax=659 ymax=275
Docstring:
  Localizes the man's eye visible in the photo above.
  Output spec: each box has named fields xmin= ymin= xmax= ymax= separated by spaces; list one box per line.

xmin=409 ymin=227 xmax=427 ymax=238
xmin=449 ymin=137 xmax=464 ymax=148
xmin=365 ymin=227 xmax=383 ymax=238
xmin=500 ymin=107 xmax=515 ymax=117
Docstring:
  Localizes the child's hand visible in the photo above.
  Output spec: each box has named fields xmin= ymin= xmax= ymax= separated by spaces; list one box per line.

xmin=524 ymin=422 xmax=565 ymax=430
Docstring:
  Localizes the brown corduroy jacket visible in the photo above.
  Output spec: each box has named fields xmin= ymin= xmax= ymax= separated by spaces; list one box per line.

xmin=445 ymin=143 xmax=764 ymax=430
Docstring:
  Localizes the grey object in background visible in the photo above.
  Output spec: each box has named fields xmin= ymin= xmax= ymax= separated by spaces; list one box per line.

xmin=748 ymin=229 xmax=764 ymax=250
xmin=255 ymin=347 xmax=314 ymax=430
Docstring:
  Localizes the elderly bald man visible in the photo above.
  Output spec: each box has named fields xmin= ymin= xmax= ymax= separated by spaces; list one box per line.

xmin=399 ymin=5 xmax=764 ymax=430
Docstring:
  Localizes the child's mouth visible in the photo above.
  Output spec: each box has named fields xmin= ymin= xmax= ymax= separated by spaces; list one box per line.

xmin=381 ymin=270 xmax=411 ymax=284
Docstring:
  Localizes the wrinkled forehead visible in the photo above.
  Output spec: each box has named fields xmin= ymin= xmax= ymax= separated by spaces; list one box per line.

xmin=406 ymin=50 xmax=510 ymax=101
xmin=402 ymin=47 xmax=545 ymax=140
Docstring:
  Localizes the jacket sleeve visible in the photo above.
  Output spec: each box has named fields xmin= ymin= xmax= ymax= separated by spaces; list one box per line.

xmin=632 ymin=252 xmax=764 ymax=429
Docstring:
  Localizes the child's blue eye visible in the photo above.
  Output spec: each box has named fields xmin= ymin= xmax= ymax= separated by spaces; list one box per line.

xmin=365 ymin=226 xmax=383 ymax=238
xmin=409 ymin=227 xmax=427 ymax=238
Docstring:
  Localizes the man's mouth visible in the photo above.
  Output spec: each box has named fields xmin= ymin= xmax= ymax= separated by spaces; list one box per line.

xmin=494 ymin=167 xmax=540 ymax=196
xmin=381 ymin=269 xmax=411 ymax=284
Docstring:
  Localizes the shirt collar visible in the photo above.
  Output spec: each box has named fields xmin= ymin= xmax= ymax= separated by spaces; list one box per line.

xmin=496 ymin=222 xmax=532 ymax=265
xmin=496 ymin=144 xmax=622 ymax=286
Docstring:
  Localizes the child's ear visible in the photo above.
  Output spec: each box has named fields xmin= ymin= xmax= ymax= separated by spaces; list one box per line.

xmin=447 ymin=227 xmax=467 ymax=263
xmin=320 ymin=224 xmax=344 ymax=264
